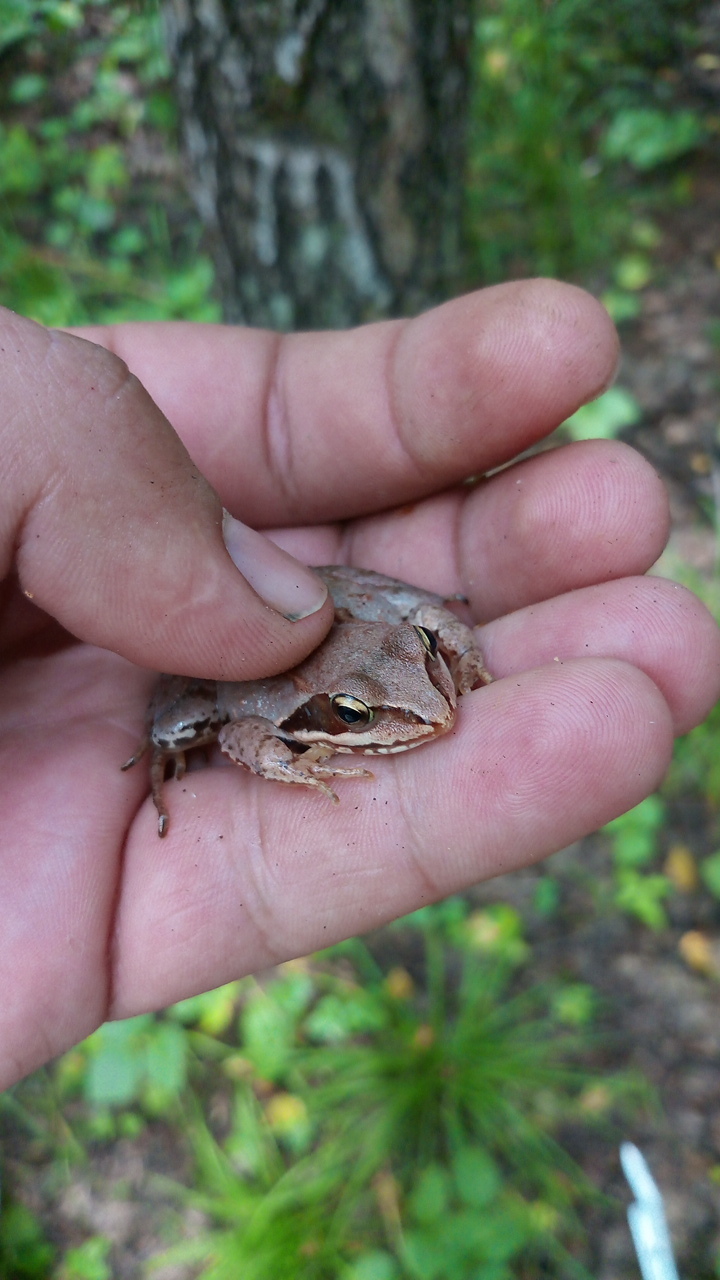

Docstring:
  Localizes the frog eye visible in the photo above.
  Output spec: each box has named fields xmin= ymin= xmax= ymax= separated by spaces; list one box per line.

xmin=414 ymin=625 xmax=439 ymax=658
xmin=331 ymin=695 xmax=373 ymax=726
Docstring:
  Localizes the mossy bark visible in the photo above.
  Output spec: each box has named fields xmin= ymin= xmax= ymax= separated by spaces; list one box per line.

xmin=164 ymin=0 xmax=474 ymax=327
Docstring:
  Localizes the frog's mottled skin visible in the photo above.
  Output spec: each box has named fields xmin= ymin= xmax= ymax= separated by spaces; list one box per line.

xmin=123 ymin=566 xmax=492 ymax=835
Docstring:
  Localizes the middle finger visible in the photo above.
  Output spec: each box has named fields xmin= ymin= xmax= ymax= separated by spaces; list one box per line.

xmin=269 ymin=438 xmax=669 ymax=619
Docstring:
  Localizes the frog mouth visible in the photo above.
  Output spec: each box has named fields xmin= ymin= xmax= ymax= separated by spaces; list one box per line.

xmin=359 ymin=708 xmax=455 ymax=752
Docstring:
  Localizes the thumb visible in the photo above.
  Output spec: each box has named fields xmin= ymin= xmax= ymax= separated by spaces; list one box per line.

xmin=1 ymin=309 xmax=332 ymax=678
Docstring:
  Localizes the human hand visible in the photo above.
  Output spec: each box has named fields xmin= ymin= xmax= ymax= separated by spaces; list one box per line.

xmin=3 ymin=281 xmax=719 ymax=1088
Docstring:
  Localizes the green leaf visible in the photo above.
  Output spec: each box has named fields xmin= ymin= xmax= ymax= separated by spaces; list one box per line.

xmin=551 ymin=983 xmax=597 ymax=1027
xmin=701 ymin=851 xmax=720 ymax=899
xmin=399 ymin=896 xmax=469 ymax=934
xmin=614 ymin=870 xmax=670 ymax=930
xmin=601 ymin=290 xmax=643 ymax=323
xmin=345 ymin=1251 xmax=399 ymax=1280
xmin=0 ymin=1201 xmax=55 ymax=1276
xmin=614 ymin=253 xmax=653 ymax=291
xmin=611 ymin=794 xmax=666 ymax=831
xmin=46 ymin=1 xmax=83 ymax=33
xmin=0 ymin=0 xmax=34 ymax=53
xmin=402 ymin=1230 xmax=446 ymax=1280
xmin=533 ymin=876 xmax=560 ymax=916
xmin=305 ymin=989 xmax=387 ymax=1043
xmin=564 ymin=387 xmax=641 ymax=441
xmin=170 ymin=981 xmax=242 ymax=1033
xmin=0 ymin=124 xmax=43 ymax=195
xmin=9 ymin=72 xmax=47 ymax=103
xmin=224 ymin=1089 xmax=271 ymax=1177
xmin=603 ymin=108 xmax=704 ymax=171
xmin=439 ymin=1207 xmax=526 ymax=1264
xmin=452 ymin=1146 xmax=501 ymax=1208
xmin=629 ymin=218 xmax=662 ymax=250
xmin=86 ymin=143 xmax=127 ymax=196
xmin=605 ymin=795 xmax=666 ymax=867
xmin=56 ymin=1236 xmax=112 ymax=1280
xmin=408 ymin=1164 xmax=451 ymax=1224
xmin=107 ymin=224 xmax=146 ymax=258
xmin=85 ymin=1040 xmax=143 ymax=1108
xmin=163 ymin=258 xmax=217 ymax=312
xmin=241 ymin=992 xmax=297 ymax=1080
xmin=269 ymin=969 xmax=315 ymax=1017
xmin=463 ymin=903 xmax=528 ymax=965
xmin=144 ymin=1021 xmax=187 ymax=1097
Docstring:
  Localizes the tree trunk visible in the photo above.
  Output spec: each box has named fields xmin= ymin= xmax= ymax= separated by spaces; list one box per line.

xmin=163 ymin=0 xmax=474 ymax=328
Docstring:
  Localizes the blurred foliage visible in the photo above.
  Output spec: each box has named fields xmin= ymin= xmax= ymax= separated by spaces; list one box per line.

xmin=663 ymin=564 xmax=720 ymax=806
xmin=669 ymin=700 xmax=720 ymax=809
xmin=467 ymin=0 xmax=710 ymax=283
xmin=564 ymin=386 xmax=642 ymax=441
xmin=2 ymin=909 xmax=647 ymax=1279
xmin=1 ymin=0 xmax=714 ymax=323
xmin=604 ymin=798 xmax=673 ymax=930
xmin=602 ymin=106 xmax=705 ymax=169
xmin=700 ymin=848 xmax=720 ymax=899
xmin=604 ymin=562 xmax=720 ymax=935
xmin=54 ymin=1238 xmax=112 ymax=1280
xmin=0 ymin=1199 xmax=55 ymax=1278
xmin=0 ymin=0 xmax=219 ymax=324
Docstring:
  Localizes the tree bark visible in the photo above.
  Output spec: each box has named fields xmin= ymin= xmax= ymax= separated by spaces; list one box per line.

xmin=164 ymin=0 xmax=474 ymax=328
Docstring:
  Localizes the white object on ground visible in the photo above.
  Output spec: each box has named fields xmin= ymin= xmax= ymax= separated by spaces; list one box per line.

xmin=620 ymin=1142 xmax=680 ymax=1280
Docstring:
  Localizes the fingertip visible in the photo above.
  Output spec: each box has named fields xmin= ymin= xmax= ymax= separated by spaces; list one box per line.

xmin=646 ymin=576 xmax=720 ymax=734
xmin=393 ymin=279 xmax=620 ymax=472
xmin=478 ymin=574 xmax=720 ymax=740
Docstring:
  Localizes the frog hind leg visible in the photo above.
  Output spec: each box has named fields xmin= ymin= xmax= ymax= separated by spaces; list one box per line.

xmin=218 ymin=718 xmax=373 ymax=803
xmin=149 ymin=748 xmax=185 ymax=837
xmin=122 ymin=740 xmax=181 ymax=837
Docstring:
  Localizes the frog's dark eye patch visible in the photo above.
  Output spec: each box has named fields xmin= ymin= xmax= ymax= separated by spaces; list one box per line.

xmin=281 ymin=694 xmax=374 ymax=735
xmin=414 ymin=625 xmax=439 ymax=658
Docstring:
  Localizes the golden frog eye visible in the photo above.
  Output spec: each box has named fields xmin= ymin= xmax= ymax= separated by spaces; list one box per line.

xmin=331 ymin=695 xmax=373 ymax=727
xmin=414 ymin=625 xmax=439 ymax=658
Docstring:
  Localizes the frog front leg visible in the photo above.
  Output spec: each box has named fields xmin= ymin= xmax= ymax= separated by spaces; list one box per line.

xmin=122 ymin=675 xmax=222 ymax=836
xmin=218 ymin=717 xmax=373 ymax=802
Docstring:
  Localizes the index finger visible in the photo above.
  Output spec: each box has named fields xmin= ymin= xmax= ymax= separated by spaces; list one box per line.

xmin=72 ymin=279 xmax=619 ymax=528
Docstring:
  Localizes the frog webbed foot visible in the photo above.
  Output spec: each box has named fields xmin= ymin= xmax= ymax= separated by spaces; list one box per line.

xmin=218 ymin=717 xmax=373 ymax=802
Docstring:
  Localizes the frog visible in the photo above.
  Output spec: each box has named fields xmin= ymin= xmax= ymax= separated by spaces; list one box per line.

xmin=122 ymin=565 xmax=492 ymax=836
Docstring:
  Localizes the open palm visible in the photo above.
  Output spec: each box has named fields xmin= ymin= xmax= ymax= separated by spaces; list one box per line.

xmin=2 ymin=280 xmax=719 ymax=1090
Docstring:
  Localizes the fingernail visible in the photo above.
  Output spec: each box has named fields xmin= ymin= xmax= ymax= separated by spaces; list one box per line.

xmin=222 ymin=510 xmax=328 ymax=620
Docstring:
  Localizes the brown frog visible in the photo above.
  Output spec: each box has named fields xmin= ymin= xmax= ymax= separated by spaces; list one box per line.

xmin=123 ymin=566 xmax=492 ymax=835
